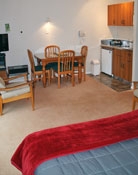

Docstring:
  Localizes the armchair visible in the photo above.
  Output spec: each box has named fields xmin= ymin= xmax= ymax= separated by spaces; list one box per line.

xmin=132 ymin=81 xmax=138 ymax=110
xmin=0 ymin=73 xmax=34 ymax=115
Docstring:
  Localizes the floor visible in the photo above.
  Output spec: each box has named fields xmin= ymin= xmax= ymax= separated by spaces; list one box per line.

xmin=89 ymin=73 xmax=132 ymax=92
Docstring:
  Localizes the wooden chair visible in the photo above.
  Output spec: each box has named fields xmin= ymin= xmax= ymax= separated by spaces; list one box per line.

xmin=27 ymin=49 xmax=50 ymax=86
xmin=132 ymin=81 xmax=138 ymax=110
xmin=44 ymin=45 xmax=60 ymax=80
xmin=44 ymin=45 xmax=60 ymax=58
xmin=74 ymin=45 xmax=88 ymax=81
xmin=55 ymin=50 xmax=75 ymax=88
xmin=0 ymin=74 xmax=34 ymax=115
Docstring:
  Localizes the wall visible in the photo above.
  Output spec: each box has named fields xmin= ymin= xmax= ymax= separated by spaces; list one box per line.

xmin=0 ymin=0 xmax=134 ymax=74
xmin=132 ymin=0 xmax=138 ymax=80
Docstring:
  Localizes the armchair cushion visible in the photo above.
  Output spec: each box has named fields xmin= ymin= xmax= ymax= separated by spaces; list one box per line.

xmin=1 ymin=85 xmax=30 ymax=99
xmin=134 ymin=89 xmax=138 ymax=98
xmin=0 ymin=77 xmax=5 ymax=88
xmin=0 ymin=81 xmax=27 ymax=95
xmin=6 ymin=81 xmax=26 ymax=88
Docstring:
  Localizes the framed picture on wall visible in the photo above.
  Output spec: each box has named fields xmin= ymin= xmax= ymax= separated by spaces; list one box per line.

xmin=5 ymin=23 xmax=10 ymax=32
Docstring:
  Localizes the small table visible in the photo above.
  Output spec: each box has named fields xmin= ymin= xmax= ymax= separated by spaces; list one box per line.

xmin=34 ymin=53 xmax=83 ymax=88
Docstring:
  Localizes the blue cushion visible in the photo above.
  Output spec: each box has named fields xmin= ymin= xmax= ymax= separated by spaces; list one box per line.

xmin=51 ymin=63 xmax=58 ymax=72
xmin=35 ymin=65 xmax=43 ymax=71
xmin=35 ymin=64 xmax=52 ymax=71
xmin=74 ymin=62 xmax=84 ymax=67
xmin=46 ymin=62 xmax=58 ymax=70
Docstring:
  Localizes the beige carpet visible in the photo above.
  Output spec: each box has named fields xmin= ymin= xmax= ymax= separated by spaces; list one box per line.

xmin=0 ymin=75 xmax=135 ymax=175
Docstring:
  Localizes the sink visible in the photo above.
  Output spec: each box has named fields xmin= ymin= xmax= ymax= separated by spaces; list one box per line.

xmin=101 ymin=39 xmax=112 ymax=46
xmin=101 ymin=39 xmax=133 ymax=50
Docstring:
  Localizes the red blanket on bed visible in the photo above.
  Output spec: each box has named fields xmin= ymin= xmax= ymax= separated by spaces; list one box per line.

xmin=11 ymin=110 xmax=138 ymax=175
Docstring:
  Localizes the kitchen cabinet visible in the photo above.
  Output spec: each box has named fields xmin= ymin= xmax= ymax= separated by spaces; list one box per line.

xmin=112 ymin=49 xmax=133 ymax=82
xmin=112 ymin=49 xmax=120 ymax=77
xmin=108 ymin=1 xmax=134 ymax=26
xmin=108 ymin=4 xmax=118 ymax=26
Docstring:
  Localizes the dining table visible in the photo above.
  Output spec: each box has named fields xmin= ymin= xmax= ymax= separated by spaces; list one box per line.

xmin=34 ymin=52 xmax=83 ymax=88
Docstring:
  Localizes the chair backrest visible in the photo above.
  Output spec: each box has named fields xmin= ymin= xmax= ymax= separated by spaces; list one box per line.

xmin=44 ymin=45 xmax=60 ymax=58
xmin=58 ymin=50 xmax=75 ymax=75
xmin=81 ymin=45 xmax=88 ymax=64
xmin=27 ymin=49 xmax=35 ymax=73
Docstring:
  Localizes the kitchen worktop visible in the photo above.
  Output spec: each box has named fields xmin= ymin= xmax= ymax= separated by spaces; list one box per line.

xmin=101 ymin=39 xmax=133 ymax=51
xmin=101 ymin=39 xmax=133 ymax=82
xmin=101 ymin=44 xmax=133 ymax=51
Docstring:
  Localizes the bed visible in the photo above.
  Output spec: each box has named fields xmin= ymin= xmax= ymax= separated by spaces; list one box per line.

xmin=11 ymin=110 xmax=138 ymax=175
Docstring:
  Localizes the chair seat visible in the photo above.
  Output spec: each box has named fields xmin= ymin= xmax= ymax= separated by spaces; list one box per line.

xmin=74 ymin=61 xmax=84 ymax=67
xmin=47 ymin=62 xmax=58 ymax=70
xmin=1 ymin=85 xmax=30 ymax=99
xmin=134 ymin=89 xmax=138 ymax=97
xmin=35 ymin=65 xmax=43 ymax=71
xmin=35 ymin=64 xmax=56 ymax=72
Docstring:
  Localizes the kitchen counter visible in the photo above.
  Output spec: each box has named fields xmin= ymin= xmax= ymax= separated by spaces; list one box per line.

xmin=101 ymin=44 xmax=133 ymax=51
xmin=101 ymin=40 xmax=133 ymax=82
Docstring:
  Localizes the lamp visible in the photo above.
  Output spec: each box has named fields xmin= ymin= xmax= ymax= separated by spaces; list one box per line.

xmin=45 ymin=17 xmax=51 ymax=34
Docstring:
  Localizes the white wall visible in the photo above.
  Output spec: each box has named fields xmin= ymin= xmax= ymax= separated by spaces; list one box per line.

xmin=0 ymin=0 xmax=134 ymax=74
xmin=132 ymin=0 xmax=138 ymax=80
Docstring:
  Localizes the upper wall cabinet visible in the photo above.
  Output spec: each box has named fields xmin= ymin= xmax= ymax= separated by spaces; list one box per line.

xmin=108 ymin=1 xmax=134 ymax=26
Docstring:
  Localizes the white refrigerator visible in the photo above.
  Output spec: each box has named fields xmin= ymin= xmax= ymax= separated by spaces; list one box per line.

xmin=101 ymin=48 xmax=113 ymax=76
